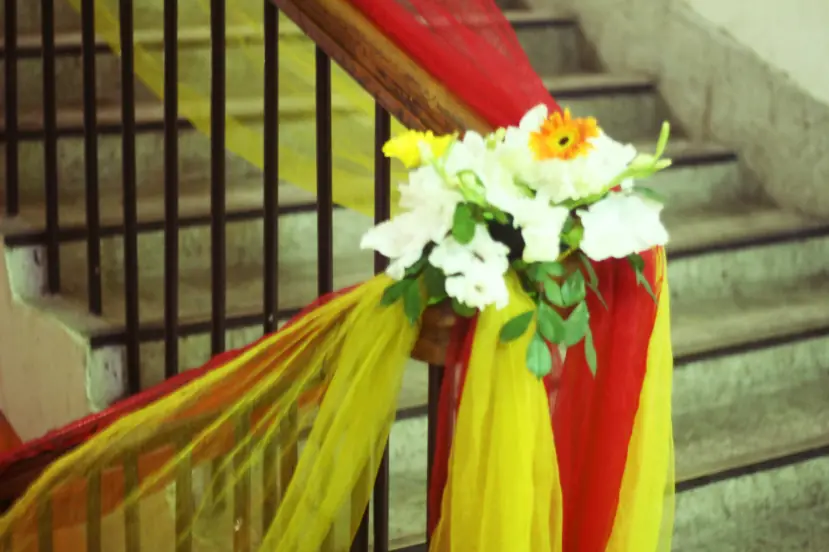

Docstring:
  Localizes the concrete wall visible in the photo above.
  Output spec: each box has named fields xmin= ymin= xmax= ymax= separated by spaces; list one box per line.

xmin=549 ymin=0 xmax=829 ymax=218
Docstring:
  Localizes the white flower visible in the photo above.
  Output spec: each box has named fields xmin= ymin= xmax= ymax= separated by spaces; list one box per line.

xmin=360 ymin=210 xmax=433 ymax=280
xmin=428 ymin=225 xmax=511 ymax=310
xmin=500 ymin=191 xmax=571 ymax=263
xmin=429 ymin=224 xmax=510 ymax=276
xmin=398 ymin=165 xmax=464 ymax=242
xmin=578 ymin=193 xmax=669 ymax=261
xmin=532 ymin=132 xmax=638 ymax=203
xmin=445 ymin=269 xmax=510 ymax=311
xmin=495 ymin=104 xmax=639 ymax=204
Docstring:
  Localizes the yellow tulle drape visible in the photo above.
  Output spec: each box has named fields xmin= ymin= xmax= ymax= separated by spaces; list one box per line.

xmin=607 ymin=251 xmax=675 ymax=551
xmin=0 ymin=276 xmax=417 ymax=551
xmin=431 ymin=273 xmax=563 ymax=552
xmin=68 ymin=0 xmax=408 ymax=218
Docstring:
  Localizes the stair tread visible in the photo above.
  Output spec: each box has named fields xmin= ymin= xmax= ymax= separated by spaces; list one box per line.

xmin=0 ymin=175 xmax=316 ymax=241
xmin=667 ymin=203 xmax=829 ymax=254
xmin=675 ymin=368 xmax=829 ymax=483
xmin=0 ymin=95 xmax=356 ymax=133
xmin=672 ymin=279 xmax=829 ymax=358
xmin=0 ymin=137 xmax=733 ymax=243
xmin=3 ymin=9 xmax=575 ymax=54
xmin=0 ymin=73 xmax=660 ymax=134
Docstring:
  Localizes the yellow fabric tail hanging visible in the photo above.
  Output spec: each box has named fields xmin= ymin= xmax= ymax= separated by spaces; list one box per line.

xmin=606 ymin=250 xmax=675 ymax=551
xmin=430 ymin=273 xmax=564 ymax=552
xmin=68 ymin=0 xmax=408 ymax=218
xmin=0 ymin=276 xmax=418 ymax=552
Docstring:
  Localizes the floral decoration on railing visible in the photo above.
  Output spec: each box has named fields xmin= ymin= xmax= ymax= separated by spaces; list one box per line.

xmin=361 ymin=105 xmax=672 ymax=377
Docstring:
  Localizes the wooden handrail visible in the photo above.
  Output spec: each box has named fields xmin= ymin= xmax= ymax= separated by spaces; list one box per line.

xmin=273 ymin=0 xmax=491 ymax=136
xmin=274 ymin=0 xmax=495 ymax=365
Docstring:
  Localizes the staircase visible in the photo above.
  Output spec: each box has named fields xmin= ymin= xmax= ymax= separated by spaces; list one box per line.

xmin=1 ymin=0 xmax=829 ymax=550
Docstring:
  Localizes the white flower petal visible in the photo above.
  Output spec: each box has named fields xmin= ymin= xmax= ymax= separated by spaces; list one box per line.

xmin=519 ymin=104 xmax=549 ymax=132
xmin=578 ymin=193 xmax=669 ymax=261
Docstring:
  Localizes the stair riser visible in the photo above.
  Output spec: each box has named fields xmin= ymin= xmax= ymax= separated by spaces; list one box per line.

xmin=559 ymin=91 xmax=662 ymax=142
xmin=651 ymin=160 xmax=744 ymax=210
xmin=50 ymin=209 xmax=375 ymax=323
xmin=673 ymin=456 xmax=829 ymax=550
xmin=1 ymin=23 xmax=582 ymax=109
xmin=1 ymin=121 xmax=282 ymax=203
xmin=668 ymin=234 xmax=829 ymax=303
xmin=2 ymin=95 xmax=663 ymax=207
xmin=0 ymin=39 xmax=313 ymax=110
xmin=674 ymin=336 xmax=829 ymax=478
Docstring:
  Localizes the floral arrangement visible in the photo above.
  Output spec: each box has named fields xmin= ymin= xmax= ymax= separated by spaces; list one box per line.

xmin=360 ymin=105 xmax=671 ymax=377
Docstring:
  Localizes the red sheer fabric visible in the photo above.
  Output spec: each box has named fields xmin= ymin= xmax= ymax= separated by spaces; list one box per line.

xmin=347 ymin=2 xmax=664 ymax=549
xmin=553 ymin=251 xmax=660 ymax=552
xmin=348 ymin=0 xmax=561 ymax=128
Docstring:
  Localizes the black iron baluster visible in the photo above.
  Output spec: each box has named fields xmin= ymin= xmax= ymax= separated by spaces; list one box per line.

xmin=210 ymin=0 xmax=227 ymax=355
xmin=315 ymin=47 xmax=333 ymax=297
xmin=263 ymin=0 xmax=279 ymax=334
xmin=163 ymin=0 xmax=180 ymax=378
xmin=81 ymin=0 xmax=102 ymax=315
xmin=372 ymin=105 xmax=393 ymax=552
xmin=41 ymin=0 xmax=60 ymax=293
xmin=426 ymin=364 xmax=444 ymax=548
xmin=120 ymin=0 xmax=141 ymax=394
xmin=4 ymin=0 xmax=19 ymax=216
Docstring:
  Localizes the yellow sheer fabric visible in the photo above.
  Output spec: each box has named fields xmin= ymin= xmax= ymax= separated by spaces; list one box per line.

xmin=607 ymin=251 xmax=675 ymax=551
xmin=0 ymin=276 xmax=417 ymax=551
xmin=431 ymin=274 xmax=563 ymax=552
xmin=70 ymin=0 xmax=407 ymax=218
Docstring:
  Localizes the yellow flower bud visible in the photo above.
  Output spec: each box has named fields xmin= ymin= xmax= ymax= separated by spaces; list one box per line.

xmin=382 ymin=130 xmax=454 ymax=168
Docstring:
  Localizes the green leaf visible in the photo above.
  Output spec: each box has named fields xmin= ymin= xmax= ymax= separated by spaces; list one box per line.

xmin=451 ymin=298 xmax=477 ymax=318
xmin=562 ymin=301 xmax=590 ymax=347
xmin=562 ymin=225 xmax=584 ymax=248
xmin=537 ymin=302 xmax=566 ymax=343
xmin=627 ymin=253 xmax=657 ymax=303
xmin=499 ymin=310 xmax=535 ymax=343
xmin=403 ymin=281 xmax=423 ymax=324
xmin=543 ymin=280 xmax=565 ymax=308
xmin=584 ymin=328 xmax=598 ymax=376
xmin=423 ymin=265 xmax=447 ymax=300
xmin=526 ymin=332 xmax=553 ymax=379
xmin=578 ymin=253 xmax=608 ymax=309
xmin=452 ymin=203 xmax=477 ymax=244
xmin=380 ymin=279 xmax=413 ymax=306
xmin=560 ymin=271 xmax=586 ymax=307
xmin=628 ymin=252 xmax=645 ymax=272
xmin=528 ymin=261 xmax=565 ymax=282
xmin=635 ymin=186 xmax=665 ymax=204
xmin=404 ymin=255 xmax=429 ymax=278
xmin=654 ymin=121 xmax=671 ymax=159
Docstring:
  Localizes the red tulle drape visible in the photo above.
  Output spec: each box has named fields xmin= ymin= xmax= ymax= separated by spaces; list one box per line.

xmin=346 ymin=2 xmax=663 ymax=549
xmin=348 ymin=0 xmax=560 ymax=128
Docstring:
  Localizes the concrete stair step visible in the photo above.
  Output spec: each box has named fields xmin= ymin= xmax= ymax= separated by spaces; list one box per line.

xmin=0 ymin=72 xmax=668 ymax=204
xmin=673 ymin=456 xmax=829 ymax=551
xmin=0 ymin=10 xmax=584 ymax=109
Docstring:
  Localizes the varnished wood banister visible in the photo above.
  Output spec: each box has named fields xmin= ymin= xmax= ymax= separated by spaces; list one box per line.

xmin=272 ymin=0 xmax=491 ymax=136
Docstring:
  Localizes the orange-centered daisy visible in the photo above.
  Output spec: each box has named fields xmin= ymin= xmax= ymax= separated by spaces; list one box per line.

xmin=529 ymin=108 xmax=600 ymax=161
